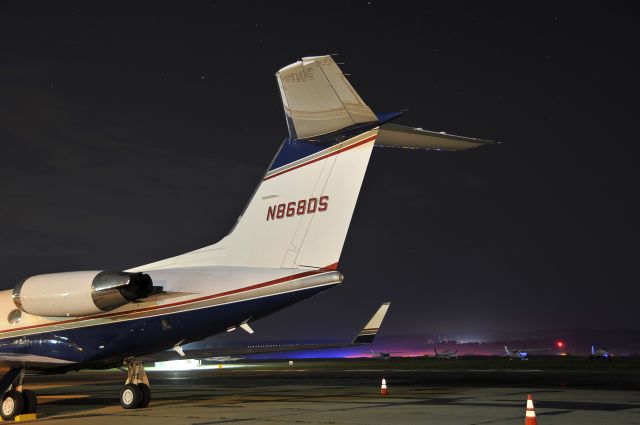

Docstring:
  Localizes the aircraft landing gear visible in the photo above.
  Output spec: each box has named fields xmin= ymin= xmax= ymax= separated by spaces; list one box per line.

xmin=0 ymin=369 xmax=38 ymax=421
xmin=120 ymin=360 xmax=151 ymax=409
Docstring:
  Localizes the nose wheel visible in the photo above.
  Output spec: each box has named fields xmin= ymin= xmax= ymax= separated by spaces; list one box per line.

xmin=120 ymin=361 xmax=151 ymax=409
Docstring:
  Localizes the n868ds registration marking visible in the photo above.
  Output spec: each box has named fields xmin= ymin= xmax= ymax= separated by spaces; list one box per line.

xmin=267 ymin=196 xmax=329 ymax=221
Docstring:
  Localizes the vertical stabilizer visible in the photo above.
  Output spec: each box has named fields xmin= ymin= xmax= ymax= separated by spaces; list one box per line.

xmin=131 ymin=56 xmax=379 ymax=272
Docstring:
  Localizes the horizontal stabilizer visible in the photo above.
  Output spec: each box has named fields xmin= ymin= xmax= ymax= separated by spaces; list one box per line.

xmin=376 ymin=123 xmax=494 ymax=151
xmin=276 ymin=55 xmax=377 ymax=139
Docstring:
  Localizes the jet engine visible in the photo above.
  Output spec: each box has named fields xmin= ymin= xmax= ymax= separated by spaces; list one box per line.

xmin=12 ymin=271 xmax=154 ymax=317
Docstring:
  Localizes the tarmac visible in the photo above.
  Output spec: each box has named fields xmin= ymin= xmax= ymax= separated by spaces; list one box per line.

xmin=14 ymin=358 xmax=640 ymax=424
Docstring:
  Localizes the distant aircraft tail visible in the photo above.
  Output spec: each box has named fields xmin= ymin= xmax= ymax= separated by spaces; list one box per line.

xmin=132 ymin=56 xmax=380 ymax=271
xmin=591 ymin=345 xmax=595 ymax=355
xmin=504 ymin=345 xmax=510 ymax=355
xmin=352 ymin=302 xmax=390 ymax=344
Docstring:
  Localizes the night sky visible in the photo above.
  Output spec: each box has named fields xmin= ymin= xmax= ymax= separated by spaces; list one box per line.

xmin=1 ymin=2 xmax=637 ymax=342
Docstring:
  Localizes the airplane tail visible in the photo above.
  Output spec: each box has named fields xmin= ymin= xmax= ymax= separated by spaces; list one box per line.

xmin=504 ymin=345 xmax=510 ymax=355
xmin=129 ymin=55 xmax=490 ymax=273
xmin=133 ymin=56 xmax=380 ymax=271
xmin=591 ymin=345 xmax=595 ymax=355
xmin=352 ymin=302 xmax=391 ymax=344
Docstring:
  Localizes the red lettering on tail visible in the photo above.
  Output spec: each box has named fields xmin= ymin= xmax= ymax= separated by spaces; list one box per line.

xmin=318 ymin=195 xmax=329 ymax=212
xmin=266 ymin=196 xmax=330 ymax=221
xmin=267 ymin=205 xmax=276 ymax=221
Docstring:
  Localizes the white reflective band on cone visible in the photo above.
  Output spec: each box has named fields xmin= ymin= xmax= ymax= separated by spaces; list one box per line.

xmin=527 ymin=399 xmax=534 ymax=409
xmin=526 ymin=410 xmax=536 ymax=417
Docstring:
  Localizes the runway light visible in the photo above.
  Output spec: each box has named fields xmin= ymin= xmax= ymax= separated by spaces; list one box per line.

xmin=556 ymin=340 xmax=565 ymax=349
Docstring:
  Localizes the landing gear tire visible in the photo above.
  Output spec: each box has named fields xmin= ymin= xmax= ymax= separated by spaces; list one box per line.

xmin=1 ymin=390 xmax=24 ymax=421
xmin=138 ymin=383 xmax=151 ymax=408
xmin=22 ymin=389 xmax=38 ymax=414
xmin=121 ymin=360 xmax=151 ymax=409
xmin=120 ymin=384 xmax=143 ymax=409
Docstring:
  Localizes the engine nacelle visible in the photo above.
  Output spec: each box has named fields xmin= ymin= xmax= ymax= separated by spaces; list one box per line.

xmin=12 ymin=270 xmax=154 ymax=317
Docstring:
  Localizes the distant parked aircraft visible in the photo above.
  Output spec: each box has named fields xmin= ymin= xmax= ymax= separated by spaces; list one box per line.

xmin=589 ymin=345 xmax=611 ymax=360
xmin=204 ymin=356 xmax=242 ymax=363
xmin=370 ymin=347 xmax=407 ymax=360
xmin=371 ymin=351 xmax=392 ymax=360
xmin=145 ymin=303 xmax=391 ymax=362
xmin=434 ymin=347 xmax=458 ymax=359
xmin=503 ymin=346 xmax=547 ymax=360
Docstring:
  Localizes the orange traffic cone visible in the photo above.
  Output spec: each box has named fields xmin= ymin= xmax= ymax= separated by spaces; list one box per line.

xmin=525 ymin=394 xmax=537 ymax=425
xmin=380 ymin=378 xmax=389 ymax=396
